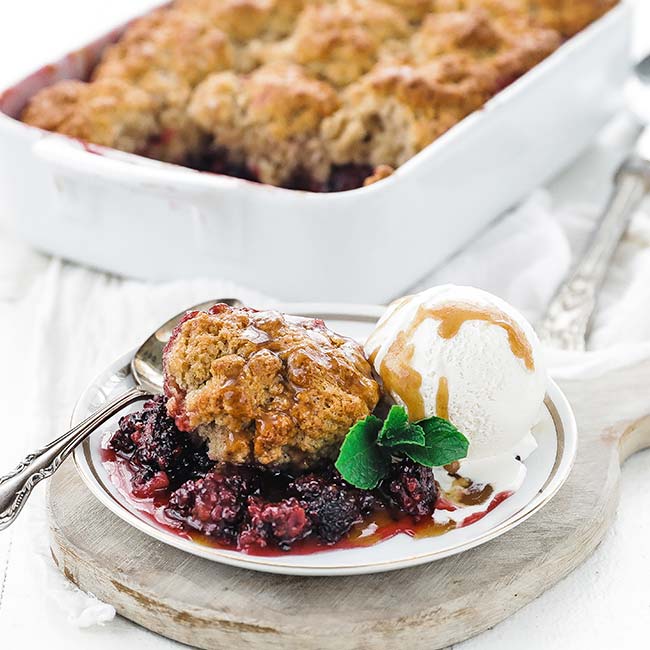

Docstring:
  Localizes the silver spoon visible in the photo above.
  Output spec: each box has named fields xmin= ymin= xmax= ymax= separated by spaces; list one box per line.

xmin=539 ymin=54 xmax=650 ymax=349
xmin=0 ymin=297 xmax=243 ymax=531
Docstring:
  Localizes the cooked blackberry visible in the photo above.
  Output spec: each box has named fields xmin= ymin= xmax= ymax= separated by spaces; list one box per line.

xmin=107 ymin=402 xmax=453 ymax=551
xmin=166 ymin=464 xmax=260 ymax=540
xmin=326 ymin=164 xmax=375 ymax=192
xmin=291 ymin=472 xmax=374 ymax=544
xmin=383 ymin=458 xmax=438 ymax=518
xmin=131 ymin=469 xmax=170 ymax=499
xmin=239 ymin=497 xmax=311 ymax=550
xmin=108 ymin=396 xmax=213 ymax=492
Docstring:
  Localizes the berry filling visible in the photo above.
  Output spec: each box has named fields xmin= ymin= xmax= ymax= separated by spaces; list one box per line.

xmin=383 ymin=458 xmax=439 ymax=518
xmin=105 ymin=396 xmax=506 ymax=553
xmin=110 ymin=396 xmax=213 ymax=497
xmin=178 ymin=148 xmax=376 ymax=192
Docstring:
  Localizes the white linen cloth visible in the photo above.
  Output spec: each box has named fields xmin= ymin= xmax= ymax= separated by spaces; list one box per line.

xmin=1 ymin=1 xmax=650 ymax=647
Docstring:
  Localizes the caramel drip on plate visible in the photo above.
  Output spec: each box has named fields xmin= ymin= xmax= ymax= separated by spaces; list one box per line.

xmin=412 ymin=519 xmax=456 ymax=538
xmin=458 ymin=482 xmax=493 ymax=507
xmin=446 ymin=477 xmax=494 ymax=507
xmin=347 ymin=509 xmax=456 ymax=546
xmin=428 ymin=304 xmax=534 ymax=371
xmin=436 ymin=376 xmax=449 ymax=420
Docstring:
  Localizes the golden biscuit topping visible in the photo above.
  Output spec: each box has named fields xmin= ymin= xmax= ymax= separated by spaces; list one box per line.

xmin=20 ymin=0 xmax=617 ymax=188
xmin=93 ymin=7 xmax=233 ymax=88
xmin=163 ymin=304 xmax=379 ymax=468
xmin=269 ymin=0 xmax=410 ymax=86
xmin=177 ymin=0 xmax=304 ymax=41
xmin=189 ymin=63 xmax=339 ymax=184
xmin=21 ymin=78 xmax=157 ymax=153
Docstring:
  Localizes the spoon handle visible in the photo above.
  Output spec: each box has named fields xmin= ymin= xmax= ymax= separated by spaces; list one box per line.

xmin=538 ymin=155 xmax=650 ymax=350
xmin=0 ymin=385 xmax=150 ymax=531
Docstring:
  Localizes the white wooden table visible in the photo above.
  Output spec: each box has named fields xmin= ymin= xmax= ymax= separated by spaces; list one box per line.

xmin=0 ymin=1 xmax=649 ymax=648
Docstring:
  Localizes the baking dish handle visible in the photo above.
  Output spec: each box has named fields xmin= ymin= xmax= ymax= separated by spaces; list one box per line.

xmin=32 ymin=135 xmax=229 ymax=198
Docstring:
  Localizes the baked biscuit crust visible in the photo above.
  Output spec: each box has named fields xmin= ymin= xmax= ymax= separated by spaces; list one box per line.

xmin=189 ymin=63 xmax=339 ymax=184
xmin=177 ymin=0 xmax=305 ymax=42
xmin=20 ymin=0 xmax=617 ymax=188
xmin=163 ymin=304 xmax=380 ymax=468
xmin=21 ymin=78 xmax=158 ymax=153
xmin=322 ymin=57 xmax=490 ymax=168
xmin=262 ymin=0 xmax=410 ymax=87
xmin=93 ymin=7 xmax=233 ymax=88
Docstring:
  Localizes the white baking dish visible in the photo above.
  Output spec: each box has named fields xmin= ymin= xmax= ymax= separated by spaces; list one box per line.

xmin=0 ymin=3 xmax=632 ymax=303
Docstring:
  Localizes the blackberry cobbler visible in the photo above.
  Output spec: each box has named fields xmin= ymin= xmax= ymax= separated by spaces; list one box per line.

xmin=21 ymin=0 xmax=617 ymax=190
xmin=103 ymin=304 xmax=473 ymax=553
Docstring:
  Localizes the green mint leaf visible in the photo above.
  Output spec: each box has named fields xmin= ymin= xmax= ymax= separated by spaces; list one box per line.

xmin=377 ymin=405 xmax=426 ymax=448
xmin=399 ymin=417 xmax=469 ymax=467
xmin=335 ymin=415 xmax=391 ymax=489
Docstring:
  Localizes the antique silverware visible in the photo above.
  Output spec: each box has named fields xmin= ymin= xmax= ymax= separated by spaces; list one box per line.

xmin=0 ymin=298 xmax=242 ymax=531
xmin=539 ymin=54 xmax=650 ymax=350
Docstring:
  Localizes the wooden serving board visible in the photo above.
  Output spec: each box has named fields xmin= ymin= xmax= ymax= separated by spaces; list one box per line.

xmin=47 ymin=357 xmax=650 ymax=649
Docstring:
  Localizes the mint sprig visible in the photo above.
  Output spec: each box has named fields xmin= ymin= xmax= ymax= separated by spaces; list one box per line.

xmin=377 ymin=405 xmax=425 ymax=448
xmin=335 ymin=406 xmax=469 ymax=489
xmin=400 ymin=417 xmax=469 ymax=467
xmin=334 ymin=415 xmax=391 ymax=490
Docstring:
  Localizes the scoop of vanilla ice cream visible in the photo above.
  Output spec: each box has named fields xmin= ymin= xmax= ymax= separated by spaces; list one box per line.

xmin=365 ymin=285 xmax=547 ymax=460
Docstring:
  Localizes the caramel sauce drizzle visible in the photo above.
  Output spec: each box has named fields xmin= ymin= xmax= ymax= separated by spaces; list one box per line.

xmin=377 ymin=331 xmax=426 ymax=421
xmin=445 ymin=476 xmax=494 ymax=507
xmin=456 ymin=482 xmax=494 ymax=507
xmin=436 ymin=376 xmax=449 ymax=420
xmin=428 ymin=304 xmax=535 ymax=372
xmin=347 ymin=509 xmax=456 ymax=546
xmin=375 ymin=302 xmax=535 ymax=422
xmin=190 ymin=309 xmax=378 ymax=459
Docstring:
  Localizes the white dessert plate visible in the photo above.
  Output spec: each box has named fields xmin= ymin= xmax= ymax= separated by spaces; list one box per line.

xmin=72 ymin=303 xmax=577 ymax=576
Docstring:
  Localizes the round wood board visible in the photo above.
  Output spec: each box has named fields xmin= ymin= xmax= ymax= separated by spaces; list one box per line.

xmin=47 ymin=357 xmax=650 ymax=649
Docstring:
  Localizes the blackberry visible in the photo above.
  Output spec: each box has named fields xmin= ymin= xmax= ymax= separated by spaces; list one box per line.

xmin=383 ymin=458 xmax=438 ymax=518
xmin=239 ymin=497 xmax=311 ymax=551
xmin=131 ymin=469 xmax=170 ymax=499
xmin=108 ymin=396 xmax=213 ymax=494
xmin=166 ymin=464 xmax=260 ymax=541
xmin=326 ymin=164 xmax=374 ymax=192
xmin=110 ymin=409 xmax=143 ymax=455
xmin=291 ymin=472 xmax=373 ymax=544
xmin=108 ymin=398 xmax=451 ymax=551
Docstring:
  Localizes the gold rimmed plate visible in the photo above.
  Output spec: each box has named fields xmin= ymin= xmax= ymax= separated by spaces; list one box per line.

xmin=72 ymin=303 xmax=577 ymax=576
